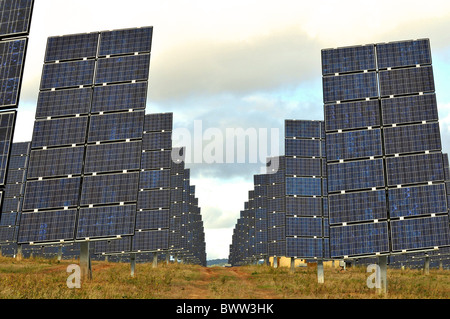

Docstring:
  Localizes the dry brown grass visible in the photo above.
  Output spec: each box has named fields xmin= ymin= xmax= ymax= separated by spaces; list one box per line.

xmin=0 ymin=256 xmax=448 ymax=299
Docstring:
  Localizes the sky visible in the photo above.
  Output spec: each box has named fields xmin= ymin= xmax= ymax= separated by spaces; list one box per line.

xmin=15 ymin=0 xmax=450 ymax=260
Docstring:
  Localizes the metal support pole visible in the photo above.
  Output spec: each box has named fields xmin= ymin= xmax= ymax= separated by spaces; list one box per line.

xmin=80 ymin=242 xmax=92 ymax=281
xmin=290 ymin=257 xmax=295 ymax=273
xmin=16 ymin=244 xmax=23 ymax=261
xmin=317 ymin=260 xmax=324 ymax=284
xmin=424 ymin=256 xmax=430 ymax=275
xmin=57 ymin=246 xmax=63 ymax=261
xmin=152 ymin=252 xmax=158 ymax=268
xmin=166 ymin=254 xmax=170 ymax=265
xmin=439 ymin=260 xmax=443 ymax=270
xmin=377 ymin=256 xmax=387 ymax=295
xmin=130 ymin=253 xmax=136 ymax=277
xmin=273 ymin=256 xmax=278 ymax=268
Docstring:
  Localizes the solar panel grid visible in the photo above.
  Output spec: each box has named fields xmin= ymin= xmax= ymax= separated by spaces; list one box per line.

xmin=10 ymin=141 xmax=30 ymax=156
xmin=325 ymin=99 xmax=381 ymax=132
xmin=0 ymin=39 xmax=27 ymax=108
xmin=383 ymin=123 xmax=441 ymax=155
xmin=35 ymin=88 xmax=92 ymax=119
xmin=142 ymin=131 xmax=172 ymax=151
xmin=285 ymin=120 xmax=322 ymax=138
xmin=0 ymin=111 xmax=15 ymax=185
xmin=135 ymin=209 xmax=169 ymax=230
xmin=323 ymin=72 xmax=379 ymax=104
xmin=285 ymin=157 xmax=321 ymax=176
xmin=99 ymin=27 xmax=152 ymax=57
xmin=286 ymin=217 xmax=322 ymax=237
xmin=141 ymin=150 xmax=172 ymax=169
xmin=40 ymin=59 xmax=96 ymax=90
xmin=381 ymin=94 xmax=438 ymax=125
xmin=286 ymin=237 xmax=324 ymax=258
xmin=139 ymin=170 xmax=170 ymax=190
xmin=132 ymin=229 xmax=169 ymax=252
xmin=286 ymin=177 xmax=322 ymax=196
xmin=45 ymin=33 xmax=99 ymax=62
xmin=94 ymin=54 xmax=150 ymax=85
xmin=321 ymin=45 xmax=376 ymax=75
xmin=31 ymin=116 xmax=88 ymax=148
xmin=376 ymin=39 xmax=432 ymax=69
xmin=326 ymin=129 xmax=383 ymax=161
xmin=137 ymin=189 xmax=171 ymax=210
xmin=379 ymin=66 xmax=435 ymax=97
xmin=0 ymin=0 xmax=34 ymax=38
xmin=87 ymin=111 xmax=144 ymax=143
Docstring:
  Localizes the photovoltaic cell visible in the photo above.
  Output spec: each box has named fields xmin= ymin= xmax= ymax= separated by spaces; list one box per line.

xmin=80 ymin=172 xmax=139 ymax=207
xmin=94 ymin=237 xmax=131 ymax=254
xmin=23 ymin=177 xmax=81 ymax=211
xmin=381 ymin=94 xmax=438 ymax=125
xmin=383 ymin=123 xmax=441 ymax=155
xmin=27 ymin=146 xmax=84 ymax=178
xmin=0 ymin=0 xmax=34 ymax=38
xmin=286 ymin=237 xmax=323 ymax=258
xmin=267 ymin=212 xmax=285 ymax=228
xmin=7 ymin=153 xmax=26 ymax=169
xmin=286 ymin=217 xmax=322 ymax=237
xmin=35 ymin=88 xmax=92 ymax=119
xmin=142 ymin=131 xmax=172 ymax=151
xmin=328 ymin=190 xmax=387 ymax=224
xmin=84 ymin=141 xmax=142 ymax=174
xmin=10 ymin=141 xmax=29 ymax=156
xmin=139 ymin=170 xmax=171 ymax=189
xmin=0 ymin=111 xmax=15 ymax=185
xmin=94 ymin=54 xmax=150 ymax=84
xmin=379 ymin=66 xmax=435 ymax=97
xmin=321 ymin=45 xmax=376 ymax=75
xmin=45 ymin=33 xmax=99 ymax=62
xmin=144 ymin=113 xmax=173 ymax=132
xmin=40 ymin=59 xmax=96 ymax=90
xmin=0 ymin=212 xmax=16 ymax=226
xmin=286 ymin=197 xmax=322 ymax=216
xmin=132 ymin=229 xmax=169 ymax=252
xmin=285 ymin=139 xmax=322 ymax=157
xmin=386 ymin=153 xmax=444 ymax=186
xmin=327 ymin=159 xmax=385 ymax=193
xmin=135 ymin=209 xmax=169 ymax=230
xmin=76 ymin=205 xmax=136 ymax=239
xmin=0 ymin=39 xmax=27 ymax=108
xmin=137 ymin=189 xmax=171 ymax=210
xmin=2 ymin=197 xmax=21 ymax=213
xmin=141 ymin=150 xmax=172 ymax=170
xmin=268 ymin=241 xmax=285 ymax=256
xmin=376 ymin=39 xmax=431 ymax=69
xmin=329 ymin=222 xmax=389 ymax=258
xmin=325 ymin=99 xmax=381 ymax=132
xmin=326 ymin=129 xmax=383 ymax=161
xmin=17 ymin=210 xmax=77 ymax=244
xmin=391 ymin=216 xmax=450 ymax=251
xmin=87 ymin=111 xmax=144 ymax=142
xmin=323 ymin=72 xmax=378 ymax=103
xmin=91 ymin=82 xmax=147 ymax=113
xmin=285 ymin=157 xmax=321 ymax=177
xmin=268 ymin=226 xmax=285 ymax=241
xmin=286 ymin=177 xmax=322 ymax=196
xmin=388 ymin=184 xmax=447 ymax=218
xmin=31 ymin=116 xmax=88 ymax=148
xmin=285 ymin=120 xmax=322 ymax=138
xmin=99 ymin=27 xmax=152 ymax=56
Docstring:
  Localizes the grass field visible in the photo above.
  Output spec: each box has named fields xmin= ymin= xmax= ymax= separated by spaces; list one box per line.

xmin=0 ymin=256 xmax=448 ymax=299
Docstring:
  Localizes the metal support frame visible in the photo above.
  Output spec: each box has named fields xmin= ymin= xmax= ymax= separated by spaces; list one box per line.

xmin=424 ymin=256 xmax=430 ymax=275
xmin=317 ymin=259 xmax=324 ymax=284
xmin=290 ymin=257 xmax=295 ymax=273
xmin=130 ymin=253 xmax=136 ymax=277
xmin=152 ymin=252 xmax=158 ymax=268
xmin=377 ymin=255 xmax=387 ymax=295
xmin=57 ymin=245 xmax=62 ymax=261
xmin=80 ymin=242 xmax=92 ymax=281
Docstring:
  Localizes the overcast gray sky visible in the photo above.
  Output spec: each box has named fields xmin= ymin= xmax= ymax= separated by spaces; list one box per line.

xmin=15 ymin=0 xmax=450 ymax=260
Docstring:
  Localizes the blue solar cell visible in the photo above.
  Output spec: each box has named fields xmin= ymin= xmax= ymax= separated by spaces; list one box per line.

xmin=267 ymin=183 xmax=285 ymax=198
xmin=132 ymin=229 xmax=168 ymax=252
xmin=17 ymin=210 xmax=77 ymax=244
xmin=142 ymin=131 xmax=172 ymax=151
xmin=323 ymin=72 xmax=379 ymax=103
xmin=285 ymin=157 xmax=321 ymax=176
xmin=326 ymin=129 xmax=383 ymax=161
xmin=286 ymin=177 xmax=322 ymax=196
xmin=321 ymin=45 xmax=376 ymax=75
xmin=0 ymin=0 xmax=34 ymax=37
xmin=0 ymin=226 xmax=16 ymax=242
xmin=285 ymin=120 xmax=322 ymax=139
xmin=10 ymin=141 xmax=30 ymax=156
xmin=135 ymin=209 xmax=169 ymax=230
xmin=84 ymin=141 xmax=142 ymax=174
xmin=141 ymin=150 xmax=172 ymax=170
xmin=286 ymin=237 xmax=323 ymax=258
xmin=383 ymin=123 xmax=441 ymax=155
xmin=95 ymin=54 xmax=150 ymax=84
xmin=35 ymin=88 xmax=92 ymax=119
xmin=328 ymin=190 xmax=387 ymax=224
xmin=386 ymin=153 xmax=444 ymax=186
xmin=144 ymin=113 xmax=173 ymax=132
xmin=91 ymin=82 xmax=148 ymax=113
xmin=0 ymin=111 xmax=16 ymax=185
xmin=268 ymin=241 xmax=285 ymax=256
xmin=40 ymin=59 xmax=95 ymax=90
xmin=7 ymin=153 xmax=26 ymax=170
xmin=285 ymin=139 xmax=322 ymax=157
xmin=267 ymin=197 xmax=285 ymax=212
xmin=379 ymin=66 xmax=435 ymax=97
xmin=391 ymin=216 xmax=450 ymax=251
xmin=94 ymin=237 xmax=131 ymax=254
xmin=31 ymin=116 xmax=88 ymax=148
xmin=388 ymin=184 xmax=447 ymax=218
xmin=0 ymin=39 xmax=27 ymax=108
xmin=45 ymin=33 xmax=99 ymax=62
xmin=286 ymin=196 xmax=322 ymax=216
xmin=87 ymin=111 xmax=144 ymax=142
xmin=381 ymin=94 xmax=438 ymax=125
xmin=329 ymin=222 xmax=389 ymax=258
xmin=4 ymin=182 xmax=23 ymax=197
xmin=268 ymin=226 xmax=285 ymax=241
xmin=80 ymin=172 xmax=139 ymax=206
xmin=376 ymin=39 xmax=431 ymax=69
xmin=27 ymin=146 xmax=84 ymax=178
xmin=286 ymin=217 xmax=322 ymax=237
xmin=327 ymin=159 xmax=385 ymax=192
xmin=325 ymin=99 xmax=381 ymax=132
xmin=99 ymin=27 xmax=152 ymax=56
xmin=137 ymin=189 xmax=171 ymax=210
xmin=76 ymin=204 xmax=136 ymax=239
xmin=0 ymin=212 xmax=16 ymax=226
xmin=23 ymin=177 xmax=81 ymax=211
xmin=139 ymin=170 xmax=171 ymax=189
xmin=1 ymin=197 xmax=21 ymax=213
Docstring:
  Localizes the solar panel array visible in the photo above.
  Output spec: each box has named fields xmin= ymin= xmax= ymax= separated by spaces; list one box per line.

xmin=18 ymin=27 xmax=152 ymax=245
xmin=322 ymin=39 xmax=450 ymax=259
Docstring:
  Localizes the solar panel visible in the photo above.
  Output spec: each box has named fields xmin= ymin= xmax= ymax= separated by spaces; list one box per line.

xmin=31 ymin=116 xmax=88 ymax=148
xmin=327 ymin=159 xmax=385 ymax=192
xmin=328 ymin=190 xmax=387 ymax=224
xmin=94 ymin=54 xmax=150 ymax=85
xmin=27 ymin=146 xmax=85 ymax=178
xmin=390 ymin=215 xmax=450 ymax=251
xmin=0 ymin=0 xmax=33 ymax=38
xmin=80 ymin=172 xmax=139 ymax=206
xmin=35 ymin=88 xmax=92 ymax=119
xmin=267 ymin=197 xmax=285 ymax=212
xmin=87 ymin=111 xmax=144 ymax=143
xmin=4 ymin=182 xmax=23 ymax=197
xmin=0 ymin=226 xmax=15 ymax=242
xmin=326 ymin=129 xmax=383 ymax=161
xmin=45 ymin=33 xmax=99 ymax=62
xmin=76 ymin=205 xmax=136 ymax=239
xmin=381 ymin=94 xmax=438 ymax=125
xmin=84 ymin=141 xmax=142 ymax=174
xmin=137 ymin=189 xmax=171 ymax=210
xmin=99 ymin=27 xmax=152 ymax=57
xmin=23 ymin=177 xmax=81 ymax=211
xmin=329 ymin=222 xmax=390 ymax=258
xmin=386 ymin=153 xmax=444 ymax=186
xmin=268 ymin=226 xmax=285 ymax=241
xmin=285 ymin=196 xmax=322 ymax=216
xmin=0 ymin=39 xmax=27 ymax=108
xmin=132 ymin=229 xmax=169 ymax=252
xmin=383 ymin=123 xmax=441 ymax=155
xmin=2 ymin=197 xmax=21 ymax=213
xmin=10 ymin=141 xmax=30 ymax=156
xmin=286 ymin=217 xmax=322 ymax=237
xmin=139 ymin=170 xmax=171 ymax=189
xmin=388 ymin=184 xmax=447 ymax=218
xmin=7 ymin=152 xmax=27 ymax=170
xmin=94 ymin=237 xmax=132 ymax=254
xmin=0 ymin=111 xmax=15 ymax=185
xmin=285 ymin=120 xmax=322 ymax=138
xmin=268 ymin=212 xmax=285 ymax=228
xmin=285 ymin=139 xmax=322 ymax=157
xmin=379 ymin=66 xmax=435 ymax=97
xmin=285 ymin=157 xmax=321 ymax=176
xmin=325 ymin=99 xmax=381 ymax=132
xmin=268 ymin=241 xmax=285 ymax=256
xmin=323 ymin=72 xmax=378 ymax=104
xmin=321 ymin=45 xmax=376 ymax=76
xmin=142 ymin=131 xmax=172 ymax=151
xmin=91 ymin=82 xmax=148 ymax=113
xmin=135 ymin=209 xmax=169 ymax=230
xmin=0 ymin=211 xmax=16 ymax=226
xmin=286 ymin=237 xmax=324 ymax=258
xmin=144 ymin=113 xmax=173 ymax=132
xmin=40 ymin=59 xmax=96 ymax=90
xmin=286 ymin=177 xmax=322 ymax=196
xmin=17 ymin=210 xmax=77 ymax=244
xmin=141 ymin=150 xmax=172 ymax=169
xmin=376 ymin=39 xmax=431 ymax=69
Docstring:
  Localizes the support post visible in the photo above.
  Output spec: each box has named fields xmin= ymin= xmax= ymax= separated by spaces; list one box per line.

xmin=317 ymin=260 xmax=324 ymax=284
xmin=424 ymin=256 xmax=430 ymax=275
xmin=290 ymin=257 xmax=295 ymax=274
xmin=80 ymin=242 xmax=92 ymax=281
xmin=439 ymin=260 xmax=443 ymax=270
xmin=377 ymin=256 xmax=387 ymax=295
xmin=130 ymin=253 xmax=136 ymax=277
xmin=16 ymin=244 xmax=23 ymax=261
xmin=152 ymin=252 xmax=158 ymax=268
xmin=166 ymin=254 xmax=170 ymax=265
xmin=273 ymin=256 xmax=278 ymax=268
xmin=57 ymin=245 xmax=63 ymax=261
